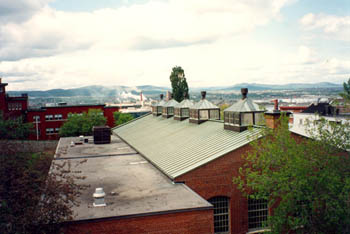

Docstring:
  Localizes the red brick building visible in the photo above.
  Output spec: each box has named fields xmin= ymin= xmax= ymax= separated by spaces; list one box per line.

xmin=27 ymin=104 xmax=119 ymax=140
xmin=113 ymin=89 xmax=273 ymax=234
xmin=0 ymin=79 xmax=119 ymax=140
xmin=0 ymin=78 xmax=29 ymax=120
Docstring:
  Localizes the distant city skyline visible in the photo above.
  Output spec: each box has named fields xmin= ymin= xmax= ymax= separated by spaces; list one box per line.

xmin=0 ymin=0 xmax=349 ymax=91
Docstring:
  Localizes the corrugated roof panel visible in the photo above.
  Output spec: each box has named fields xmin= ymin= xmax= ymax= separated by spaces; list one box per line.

xmin=191 ymin=99 xmax=218 ymax=110
xmin=175 ymin=99 xmax=195 ymax=108
xmin=225 ymin=98 xmax=262 ymax=112
xmin=113 ymin=114 xmax=262 ymax=179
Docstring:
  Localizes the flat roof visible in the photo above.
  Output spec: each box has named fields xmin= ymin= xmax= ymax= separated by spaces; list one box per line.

xmin=54 ymin=135 xmax=212 ymax=222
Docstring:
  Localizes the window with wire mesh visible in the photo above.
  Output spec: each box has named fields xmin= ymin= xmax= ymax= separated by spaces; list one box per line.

xmin=181 ymin=108 xmax=189 ymax=117
xmin=248 ymin=198 xmax=268 ymax=230
xmin=209 ymin=196 xmax=230 ymax=233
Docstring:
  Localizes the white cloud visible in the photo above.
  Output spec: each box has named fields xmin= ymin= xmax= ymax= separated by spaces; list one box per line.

xmin=1 ymin=0 xmax=349 ymax=90
xmin=300 ymin=13 xmax=350 ymax=41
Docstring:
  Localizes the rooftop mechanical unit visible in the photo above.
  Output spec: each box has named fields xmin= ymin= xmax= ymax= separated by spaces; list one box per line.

xmin=93 ymin=126 xmax=111 ymax=144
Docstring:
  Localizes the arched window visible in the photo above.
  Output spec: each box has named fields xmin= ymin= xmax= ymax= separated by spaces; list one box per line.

xmin=208 ymin=196 xmax=230 ymax=233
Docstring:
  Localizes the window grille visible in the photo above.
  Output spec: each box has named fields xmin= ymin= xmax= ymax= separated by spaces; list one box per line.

xmin=248 ymin=198 xmax=268 ymax=230
xmin=209 ymin=196 xmax=230 ymax=234
xmin=33 ymin=116 xmax=40 ymax=121
xmin=199 ymin=110 xmax=208 ymax=120
xmin=181 ymin=108 xmax=189 ymax=117
xmin=210 ymin=109 xmax=219 ymax=120
xmin=46 ymin=128 xmax=54 ymax=134
xmin=168 ymin=107 xmax=174 ymax=115
xmin=54 ymin=114 xmax=62 ymax=120
xmin=45 ymin=115 xmax=53 ymax=120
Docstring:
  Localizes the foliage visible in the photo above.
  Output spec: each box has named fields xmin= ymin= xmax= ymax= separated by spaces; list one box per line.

xmin=169 ymin=66 xmax=189 ymax=102
xmin=233 ymin=115 xmax=350 ymax=234
xmin=340 ymin=78 xmax=350 ymax=103
xmin=114 ymin=112 xmax=134 ymax=126
xmin=0 ymin=146 xmax=87 ymax=234
xmin=219 ymin=103 xmax=229 ymax=120
xmin=0 ymin=113 xmax=33 ymax=139
xmin=59 ymin=109 xmax=106 ymax=137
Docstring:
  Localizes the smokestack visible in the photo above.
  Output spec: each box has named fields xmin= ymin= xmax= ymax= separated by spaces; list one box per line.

xmin=93 ymin=188 xmax=106 ymax=207
xmin=201 ymin=91 xmax=206 ymax=100
xmin=140 ymin=91 xmax=143 ymax=102
xmin=273 ymin=99 xmax=279 ymax=111
xmin=241 ymin=88 xmax=248 ymax=100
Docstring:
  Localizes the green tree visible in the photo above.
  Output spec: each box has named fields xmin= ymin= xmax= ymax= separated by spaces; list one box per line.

xmin=219 ymin=103 xmax=229 ymax=120
xmin=0 ymin=146 xmax=87 ymax=234
xmin=234 ymin=115 xmax=350 ymax=234
xmin=0 ymin=113 xmax=33 ymax=139
xmin=340 ymin=78 xmax=350 ymax=103
xmin=59 ymin=109 xmax=106 ymax=137
xmin=169 ymin=66 xmax=189 ymax=102
xmin=114 ymin=112 xmax=134 ymax=126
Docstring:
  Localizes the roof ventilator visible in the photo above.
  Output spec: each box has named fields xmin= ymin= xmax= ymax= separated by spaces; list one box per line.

xmin=224 ymin=88 xmax=265 ymax=132
xmin=93 ymin=188 xmax=106 ymax=207
xmin=189 ymin=91 xmax=220 ymax=124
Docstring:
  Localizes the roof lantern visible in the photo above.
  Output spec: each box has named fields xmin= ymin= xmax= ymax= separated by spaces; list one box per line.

xmin=152 ymin=94 xmax=166 ymax=116
xmin=174 ymin=92 xmax=194 ymax=121
xmin=189 ymin=91 xmax=220 ymax=124
xmin=224 ymin=88 xmax=265 ymax=132
xmin=162 ymin=94 xmax=179 ymax=118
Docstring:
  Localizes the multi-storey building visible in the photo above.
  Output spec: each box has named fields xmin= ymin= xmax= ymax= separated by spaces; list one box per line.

xmin=0 ymin=78 xmax=119 ymax=140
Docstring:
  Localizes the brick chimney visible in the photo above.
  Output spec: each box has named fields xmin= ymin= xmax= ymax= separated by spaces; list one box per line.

xmin=264 ymin=99 xmax=290 ymax=129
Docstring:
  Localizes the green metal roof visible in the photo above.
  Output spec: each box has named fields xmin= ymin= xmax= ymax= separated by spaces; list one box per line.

xmin=113 ymin=114 xmax=263 ymax=179
xmin=191 ymin=99 xmax=218 ymax=110
xmin=175 ymin=99 xmax=195 ymax=109
xmin=163 ymin=99 xmax=179 ymax=107
xmin=225 ymin=98 xmax=263 ymax=113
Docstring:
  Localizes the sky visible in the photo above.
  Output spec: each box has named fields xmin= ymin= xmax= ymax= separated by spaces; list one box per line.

xmin=0 ymin=0 xmax=349 ymax=91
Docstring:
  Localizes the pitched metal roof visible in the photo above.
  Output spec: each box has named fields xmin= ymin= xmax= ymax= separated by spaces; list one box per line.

xmin=175 ymin=99 xmax=195 ymax=109
xmin=225 ymin=98 xmax=262 ymax=112
xmin=113 ymin=114 xmax=263 ymax=179
xmin=191 ymin=99 xmax=219 ymax=110
xmin=163 ymin=99 xmax=179 ymax=107
xmin=152 ymin=99 xmax=166 ymax=107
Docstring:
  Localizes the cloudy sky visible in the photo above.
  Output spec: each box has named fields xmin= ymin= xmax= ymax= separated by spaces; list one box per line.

xmin=0 ymin=0 xmax=349 ymax=90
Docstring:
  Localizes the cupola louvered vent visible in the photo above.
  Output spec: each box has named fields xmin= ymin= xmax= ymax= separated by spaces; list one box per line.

xmin=224 ymin=88 xmax=265 ymax=132
xmin=189 ymin=91 xmax=220 ymax=124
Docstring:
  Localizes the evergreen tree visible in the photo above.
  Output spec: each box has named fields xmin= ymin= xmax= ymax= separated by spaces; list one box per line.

xmin=169 ymin=66 xmax=189 ymax=102
xmin=340 ymin=78 xmax=350 ymax=103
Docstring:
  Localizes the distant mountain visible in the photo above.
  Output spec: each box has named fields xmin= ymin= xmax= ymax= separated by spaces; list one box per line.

xmin=7 ymin=82 xmax=342 ymax=99
xmin=218 ymin=82 xmax=342 ymax=91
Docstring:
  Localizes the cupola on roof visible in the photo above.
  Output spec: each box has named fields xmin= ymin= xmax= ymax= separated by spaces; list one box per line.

xmin=224 ymin=88 xmax=265 ymax=132
xmin=162 ymin=96 xmax=179 ymax=118
xmin=174 ymin=95 xmax=195 ymax=121
xmin=189 ymin=91 xmax=220 ymax=124
xmin=152 ymin=94 xmax=166 ymax=116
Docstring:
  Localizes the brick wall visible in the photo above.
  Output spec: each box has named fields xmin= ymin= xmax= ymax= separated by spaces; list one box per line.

xmin=175 ymin=144 xmax=253 ymax=234
xmin=66 ymin=209 xmax=214 ymax=234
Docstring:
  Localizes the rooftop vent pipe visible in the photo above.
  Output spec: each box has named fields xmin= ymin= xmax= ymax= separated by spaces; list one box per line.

xmin=201 ymin=91 xmax=206 ymax=100
xmin=93 ymin=188 xmax=106 ymax=207
xmin=241 ymin=88 xmax=248 ymax=100
xmin=160 ymin=94 xmax=164 ymax=100
xmin=273 ymin=99 xmax=279 ymax=111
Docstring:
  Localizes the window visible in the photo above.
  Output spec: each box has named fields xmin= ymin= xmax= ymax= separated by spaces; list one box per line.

xmin=45 ymin=115 xmax=53 ymax=121
xmin=168 ymin=107 xmax=174 ymax=115
xmin=33 ymin=115 xmax=40 ymax=121
xmin=157 ymin=106 xmax=162 ymax=114
xmin=181 ymin=108 xmax=189 ymax=117
xmin=46 ymin=128 xmax=54 ymax=134
xmin=199 ymin=110 xmax=208 ymax=120
xmin=55 ymin=128 xmax=60 ymax=133
xmin=248 ymin=198 xmax=268 ymax=231
xmin=209 ymin=196 xmax=230 ymax=234
xmin=8 ymin=102 xmax=22 ymax=111
xmin=54 ymin=114 xmax=62 ymax=120
xmin=210 ymin=109 xmax=219 ymax=120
